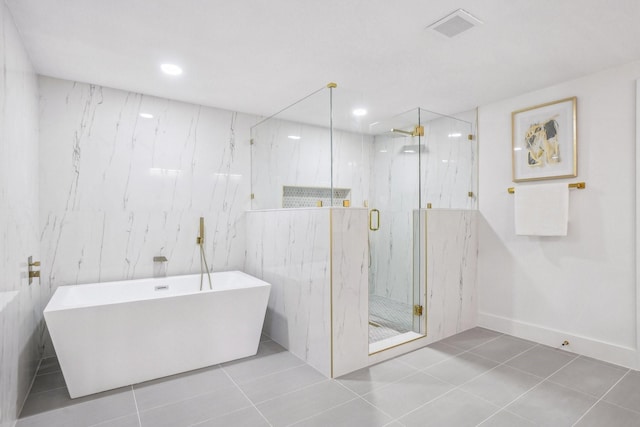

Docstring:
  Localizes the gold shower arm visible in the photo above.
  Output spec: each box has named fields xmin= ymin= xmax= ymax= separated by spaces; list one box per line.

xmin=507 ymin=182 xmax=586 ymax=194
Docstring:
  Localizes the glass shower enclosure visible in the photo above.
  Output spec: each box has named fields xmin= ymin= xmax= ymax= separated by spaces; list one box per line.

xmin=250 ymin=83 xmax=475 ymax=353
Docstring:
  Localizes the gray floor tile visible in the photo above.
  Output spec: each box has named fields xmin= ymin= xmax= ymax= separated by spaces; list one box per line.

xmin=439 ymin=327 xmax=502 ymax=350
xmin=222 ymin=341 xmax=305 ymax=385
xmin=90 ymin=414 xmax=141 ymax=427
xmin=507 ymin=380 xmax=597 ymax=426
xmin=18 ymin=386 xmax=137 ymax=427
xmin=337 ymin=359 xmax=418 ymax=395
xmin=362 ymin=371 xmax=454 ymax=418
xmin=29 ymin=370 xmax=67 ymax=394
xmin=133 ymin=366 xmax=232 ymax=411
xmin=460 ymin=364 xmax=542 ymax=406
xmin=505 ymin=345 xmax=576 ymax=378
xmin=395 ymin=341 xmax=463 ymax=370
xmin=192 ymin=407 xmax=270 ymax=427
xmin=469 ymin=335 xmax=536 ymax=363
xmin=399 ymin=389 xmax=499 ymax=427
xmin=575 ymin=401 xmax=640 ymax=427
xmin=603 ymin=370 xmax=640 ymax=412
xmin=138 ymin=385 xmax=251 ymax=427
xmin=256 ymin=380 xmax=356 ymax=427
xmin=293 ymin=398 xmax=392 ymax=427
xmin=478 ymin=410 xmax=535 ymax=426
xmin=37 ymin=357 xmax=61 ymax=375
xmin=425 ymin=352 xmax=499 ymax=386
xmin=548 ymin=356 xmax=628 ymax=398
xmin=239 ymin=364 xmax=326 ymax=404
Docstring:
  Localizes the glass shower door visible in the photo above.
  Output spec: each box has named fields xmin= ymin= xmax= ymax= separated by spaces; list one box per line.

xmin=368 ymin=109 xmax=424 ymax=350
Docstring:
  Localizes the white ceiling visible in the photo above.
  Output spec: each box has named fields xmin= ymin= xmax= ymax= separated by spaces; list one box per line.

xmin=7 ymin=0 xmax=640 ymax=124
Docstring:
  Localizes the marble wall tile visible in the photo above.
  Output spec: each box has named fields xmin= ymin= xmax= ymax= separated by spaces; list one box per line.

xmin=245 ymin=208 xmax=332 ymax=376
xmin=245 ymin=208 xmax=370 ymax=378
xmin=38 ymin=77 xmax=254 ymax=297
xmin=0 ymin=4 xmax=41 ymax=426
xmin=331 ymin=208 xmax=369 ymax=377
xmin=250 ymin=117 xmax=372 ymax=210
xmin=424 ymin=210 xmax=478 ymax=339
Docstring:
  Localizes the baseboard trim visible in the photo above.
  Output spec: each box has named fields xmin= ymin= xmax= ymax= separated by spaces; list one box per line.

xmin=478 ymin=312 xmax=638 ymax=370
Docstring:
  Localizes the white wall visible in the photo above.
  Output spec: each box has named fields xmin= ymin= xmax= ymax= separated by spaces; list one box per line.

xmin=0 ymin=3 xmax=41 ymax=426
xmin=38 ymin=77 xmax=256 ymax=350
xmin=477 ymin=60 xmax=640 ymax=368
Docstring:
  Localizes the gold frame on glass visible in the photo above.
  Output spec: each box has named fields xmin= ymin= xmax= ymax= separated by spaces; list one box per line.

xmin=511 ymin=97 xmax=577 ymax=182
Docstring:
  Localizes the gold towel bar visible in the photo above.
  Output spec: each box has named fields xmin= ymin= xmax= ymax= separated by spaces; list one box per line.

xmin=507 ymin=182 xmax=586 ymax=194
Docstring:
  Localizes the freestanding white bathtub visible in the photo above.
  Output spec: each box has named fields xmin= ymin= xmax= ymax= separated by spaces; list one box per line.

xmin=44 ymin=271 xmax=270 ymax=398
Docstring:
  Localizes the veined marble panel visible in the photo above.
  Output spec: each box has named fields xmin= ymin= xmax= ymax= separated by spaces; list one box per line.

xmin=250 ymin=117 xmax=372 ymax=210
xmin=38 ymin=77 xmax=253 ymax=296
xmin=331 ymin=208 xmax=369 ymax=377
xmin=424 ymin=209 xmax=478 ymax=339
xmin=245 ymin=208 xmax=332 ymax=376
xmin=0 ymin=4 xmax=41 ymax=426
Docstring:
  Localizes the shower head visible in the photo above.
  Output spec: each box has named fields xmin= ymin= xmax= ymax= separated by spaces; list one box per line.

xmin=389 ymin=125 xmax=424 ymax=137
xmin=390 ymin=128 xmax=414 ymax=136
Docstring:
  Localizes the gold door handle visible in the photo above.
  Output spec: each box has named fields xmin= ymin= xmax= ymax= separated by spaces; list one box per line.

xmin=369 ymin=209 xmax=380 ymax=231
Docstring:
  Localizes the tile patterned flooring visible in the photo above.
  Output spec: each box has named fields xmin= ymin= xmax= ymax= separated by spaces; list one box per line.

xmin=17 ymin=328 xmax=640 ymax=426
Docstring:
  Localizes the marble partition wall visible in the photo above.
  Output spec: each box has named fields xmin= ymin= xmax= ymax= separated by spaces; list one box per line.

xmin=0 ymin=4 xmax=41 ymax=426
xmin=250 ymin=117 xmax=372 ymax=210
xmin=38 ymin=77 xmax=256 ymax=351
xmin=245 ymin=208 xmax=369 ymax=377
xmin=424 ymin=209 xmax=478 ymax=338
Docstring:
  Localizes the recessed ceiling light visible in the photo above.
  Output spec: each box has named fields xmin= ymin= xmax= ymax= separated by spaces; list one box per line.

xmin=352 ymin=108 xmax=367 ymax=117
xmin=139 ymin=113 xmax=154 ymax=119
xmin=288 ymin=135 xmax=301 ymax=140
xmin=161 ymin=63 xmax=183 ymax=76
xmin=379 ymin=149 xmax=388 ymax=153
xmin=404 ymin=149 xmax=416 ymax=153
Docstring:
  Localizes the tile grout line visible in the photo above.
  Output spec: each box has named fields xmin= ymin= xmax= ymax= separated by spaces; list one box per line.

xmin=570 ymin=368 xmax=632 ymax=426
xmin=131 ymin=385 xmax=143 ymax=427
xmin=391 ymin=341 xmax=543 ymax=424
xmin=475 ymin=346 xmax=583 ymax=425
xmin=286 ymin=380 xmax=386 ymax=426
xmin=218 ymin=365 xmax=273 ymax=427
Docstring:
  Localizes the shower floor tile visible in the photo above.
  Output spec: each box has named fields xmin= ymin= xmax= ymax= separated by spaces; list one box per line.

xmin=17 ymin=330 xmax=637 ymax=427
xmin=368 ymin=295 xmax=413 ymax=344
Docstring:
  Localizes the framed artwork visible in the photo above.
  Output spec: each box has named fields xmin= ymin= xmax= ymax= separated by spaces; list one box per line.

xmin=511 ymin=97 xmax=577 ymax=182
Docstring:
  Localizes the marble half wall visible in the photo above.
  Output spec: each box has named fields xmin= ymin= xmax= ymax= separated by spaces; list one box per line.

xmin=424 ymin=209 xmax=478 ymax=339
xmin=0 ymin=3 xmax=41 ymax=426
xmin=245 ymin=208 xmax=369 ymax=377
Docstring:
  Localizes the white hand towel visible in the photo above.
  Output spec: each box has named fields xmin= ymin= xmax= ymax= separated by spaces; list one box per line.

xmin=514 ymin=183 xmax=569 ymax=236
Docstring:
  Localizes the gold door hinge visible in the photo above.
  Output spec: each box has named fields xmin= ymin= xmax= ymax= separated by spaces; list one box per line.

xmin=413 ymin=305 xmax=423 ymax=316
xmin=250 ymin=193 xmax=255 ymax=199
xmin=250 ymin=139 xmax=254 ymax=145
xmin=468 ymin=134 xmax=474 ymax=140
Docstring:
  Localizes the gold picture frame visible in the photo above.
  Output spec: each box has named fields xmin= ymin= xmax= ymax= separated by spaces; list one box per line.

xmin=511 ymin=97 xmax=577 ymax=182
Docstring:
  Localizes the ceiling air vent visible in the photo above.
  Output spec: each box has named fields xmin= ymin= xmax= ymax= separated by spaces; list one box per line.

xmin=427 ymin=9 xmax=483 ymax=38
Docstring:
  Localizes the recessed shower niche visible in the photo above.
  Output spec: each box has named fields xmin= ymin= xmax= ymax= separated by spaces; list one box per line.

xmin=244 ymin=83 xmax=478 ymax=377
